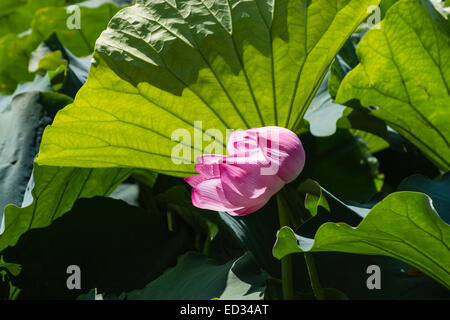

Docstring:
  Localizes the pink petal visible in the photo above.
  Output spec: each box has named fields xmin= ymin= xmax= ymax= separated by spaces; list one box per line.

xmin=219 ymin=163 xmax=284 ymax=208
xmin=226 ymin=202 xmax=267 ymax=216
xmin=227 ymin=130 xmax=259 ymax=156
xmin=195 ymin=163 xmax=220 ymax=178
xmin=184 ymin=162 xmax=221 ymax=188
xmin=271 ymin=130 xmax=305 ymax=182
xmin=191 ymin=178 xmax=243 ymax=212
xmin=240 ymin=127 xmax=305 ymax=183
xmin=196 ymin=154 xmax=227 ymax=165
xmin=184 ymin=175 xmax=207 ymax=188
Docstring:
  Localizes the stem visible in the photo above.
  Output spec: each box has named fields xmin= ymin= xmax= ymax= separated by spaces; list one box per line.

xmin=203 ymin=235 xmax=212 ymax=257
xmin=9 ymin=283 xmax=21 ymax=300
xmin=304 ymin=252 xmax=325 ymax=300
xmin=281 ymin=255 xmax=294 ymax=300
xmin=167 ymin=210 xmax=173 ymax=232
xmin=277 ymin=191 xmax=294 ymax=300
xmin=277 ymin=188 xmax=325 ymax=300
xmin=194 ymin=233 xmax=202 ymax=252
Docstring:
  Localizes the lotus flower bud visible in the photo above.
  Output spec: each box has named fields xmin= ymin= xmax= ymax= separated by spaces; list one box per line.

xmin=185 ymin=126 xmax=305 ymax=216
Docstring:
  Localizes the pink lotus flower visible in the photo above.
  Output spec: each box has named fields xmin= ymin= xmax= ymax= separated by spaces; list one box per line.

xmin=184 ymin=126 xmax=305 ymax=216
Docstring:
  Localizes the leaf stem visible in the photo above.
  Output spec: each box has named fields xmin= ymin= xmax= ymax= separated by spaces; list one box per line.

xmin=276 ymin=190 xmax=295 ymax=300
xmin=203 ymin=235 xmax=211 ymax=257
xmin=277 ymin=188 xmax=325 ymax=300
xmin=304 ymin=252 xmax=325 ymax=300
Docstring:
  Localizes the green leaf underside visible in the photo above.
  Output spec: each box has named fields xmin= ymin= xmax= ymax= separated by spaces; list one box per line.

xmin=298 ymin=179 xmax=330 ymax=216
xmin=273 ymin=192 xmax=450 ymax=289
xmin=0 ymin=0 xmax=64 ymax=38
xmin=0 ymin=91 xmax=63 ymax=214
xmin=36 ymin=0 xmax=379 ymax=176
xmin=0 ymin=33 xmax=39 ymax=93
xmin=398 ymin=172 xmax=450 ymax=219
xmin=0 ymin=1 xmax=121 ymax=94
xmin=122 ymin=251 xmax=267 ymax=300
xmin=31 ymin=3 xmax=121 ymax=57
xmin=0 ymin=165 xmax=131 ymax=252
xmin=0 ymin=39 xmax=133 ymax=253
xmin=3 ymin=197 xmax=192 ymax=299
xmin=336 ymin=0 xmax=450 ymax=171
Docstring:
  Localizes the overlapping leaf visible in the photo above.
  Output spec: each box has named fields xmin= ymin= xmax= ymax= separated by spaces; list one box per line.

xmin=3 ymin=197 xmax=192 ymax=299
xmin=122 ymin=252 xmax=268 ymax=300
xmin=273 ymin=191 xmax=450 ymax=289
xmin=36 ymin=0 xmax=380 ymax=175
xmin=336 ymin=0 xmax=450 ymax=170
xmin=29 ymin=33 xmax=91 ymax=98
xmin=0 ymin=0 xmax=65 ymax=38
xmin=398 ymin=172 xmax=450 ymax=220
xmin=0 ymin=165 xmax=131 ymax=252
xmin=0 ymin=42 xmax=131 ymax=252
xmin=220 ymin=185 xmax=449 ymax=298
xmin=31 ymin=1 xmax=121 ymax=57
xmin=0 ymin=91 xmax=71 ymax=220
xmin=0 ymin=0 xmax=123 ymax=94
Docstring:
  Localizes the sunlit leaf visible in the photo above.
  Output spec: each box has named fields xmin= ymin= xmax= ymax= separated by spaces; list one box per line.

xmin=273 ymin=191 xmax=450 ymax=289
xmin=36 ymin=0 xmax=380 ymax=175
xmin=336 ymin=0 xmax=450 ymax=170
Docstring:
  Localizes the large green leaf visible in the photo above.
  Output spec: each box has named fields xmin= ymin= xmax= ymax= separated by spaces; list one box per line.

xmin=0 ymin=91 xmax=71 ymax=217
xmin=0 ymin=165 xmax=131 ymax=252
xmin=0 ymin=77 xmax=62 ymax=236
xmin=31 ymin=1 xmax=121 ymax=57
xmin=420 ymin=0 xmax=450 ymax=38
xmin=36 ymin=0 xmax=379 ymax=175
xmin=0 ymin=73 xmax=52 ymax=113
xmin=300 ymin=130 xmax=381 ymax=203
xmin=0 ymin=0 xmax=27 ymax=15
xmin=336 ymin=0 xmax=450 ymax=171
xmin=217 ymin=182 xmax=368 ymax=278
xmin=3 ymin=197 xmax=192 ymax=299
xmin=0 ymin=0 xmax=64 ymax=38
xmin=29 ymin=33 xmax=91 ymax=98
xmin=379 ymin=0 xmax=398 ymax=17
xmin=220 ymin=185 xmax=449 ymax=298
xmin=0 ymin=1 xmax=116 ymax=39
xmin=303 ymin=72 xmax=346 ymax=137
xmin=273 ymin=191 xmax=450 ymax=289
xmin=0 ymin=0 xmax=122 ymax=94
xmin=0 ymin=46 xmax=132 ymax=252
xmin=0 ymin=33 xmax=40 ymax=94
xmin=398 ymin=172 xmax=450 ymax=220
xmin=121 ymin=251 xmax=268 ymax=300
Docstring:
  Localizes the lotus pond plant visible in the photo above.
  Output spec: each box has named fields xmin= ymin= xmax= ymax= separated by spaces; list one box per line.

xmin=0 ymin=0 xmax=449 ymax=301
